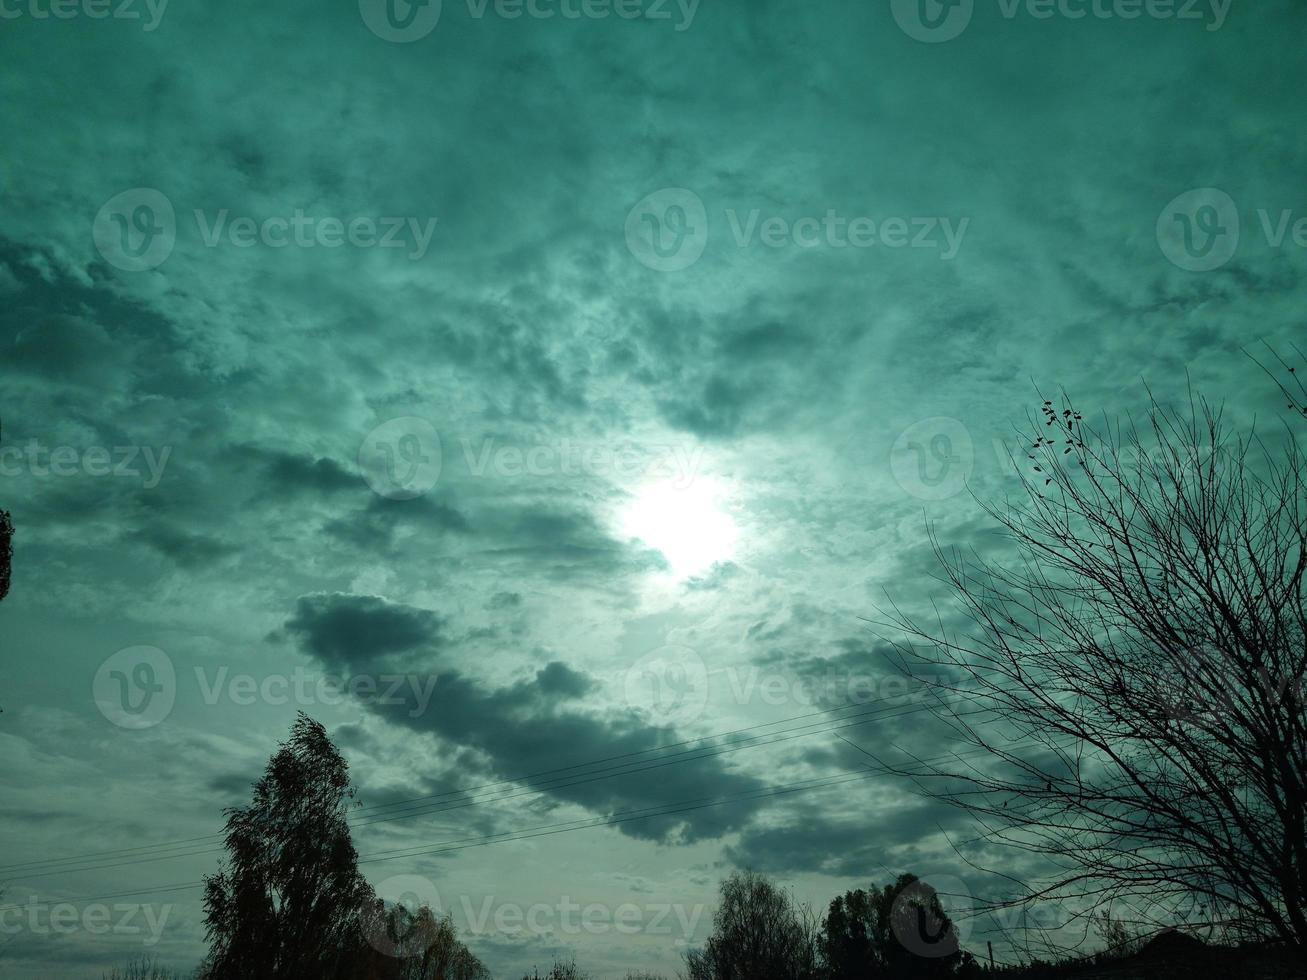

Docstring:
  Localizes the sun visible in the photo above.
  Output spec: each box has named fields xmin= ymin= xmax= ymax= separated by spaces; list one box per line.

xmin=620 ymin=477 xmax=739 ymax=578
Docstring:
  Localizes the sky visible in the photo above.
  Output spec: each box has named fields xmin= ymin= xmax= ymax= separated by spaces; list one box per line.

xmin=1 ymin=0 xmax=1306 ymax=976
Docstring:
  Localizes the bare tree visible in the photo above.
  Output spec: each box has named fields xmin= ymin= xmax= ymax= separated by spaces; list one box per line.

xmin=103 ymin=958 xmax=185 ymax=980
xmin=519 ymin=961 xmax=588 ymax=980
xmin=684 ymin=871 xmax=821 ymax=980
xmin=880 ymin=359 xmax=1307 ymax=952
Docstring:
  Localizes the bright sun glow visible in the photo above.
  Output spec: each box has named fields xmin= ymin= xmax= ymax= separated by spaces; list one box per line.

xmin=620 ymin=478 xmax=739 ymax=579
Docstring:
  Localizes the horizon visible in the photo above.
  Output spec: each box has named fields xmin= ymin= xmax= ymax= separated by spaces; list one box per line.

xmin=2 ymin=1 xmax=1307 ymax=977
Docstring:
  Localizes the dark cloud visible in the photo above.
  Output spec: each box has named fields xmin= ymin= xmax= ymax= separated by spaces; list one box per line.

xmin=281 ymin=592 xmax=447 ymax=672
xmin=228 ymin=445 xmax=359 ymax=495
xmin=282 ymin=592 xmax=769 ymax=842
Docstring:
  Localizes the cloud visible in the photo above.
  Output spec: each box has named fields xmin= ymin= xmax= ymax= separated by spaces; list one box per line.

xmin=281 ymin=591 xmax=769 ymax=842
xmin=281 ymin=592 xmax=447 ymax=672
xmin=126 ymin=523 xmax=237 ymax=569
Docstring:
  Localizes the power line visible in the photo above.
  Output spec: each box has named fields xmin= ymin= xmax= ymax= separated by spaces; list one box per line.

xmin=0 ymin=768 xmax=884 ymax=913
xmin=5 ymin=701 xmax=987 ymax=883
xmin=0 ymin=734 xmax=1020 ymax=918
xmin=4 ymin=696 xmax=989 ymax=881
xmin=0 ymin=695 xmax=945 ymax=876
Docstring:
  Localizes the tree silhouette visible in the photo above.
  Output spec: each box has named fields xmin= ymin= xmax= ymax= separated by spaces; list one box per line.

xmin=364 ymin=901 xmax=489 ymax=980
xmin=881 ymin=359 xmax=1307 ymax=951
xmin=1 ymin=420 xmax=12 ymax=603
xmin=198 ymin=714 xmax=486 ymax=980
xmin=199 ymin=713 xmax=378 ymax=980
xmin=821 ymin=875 xmax=973 ymax=980
xmin=102 ymin=957 xmax=185 ymax=979
xmin=518 ymin=961 xmax=588 ymax=980
xmin=684 ymin=870 xmax=821 ymax=980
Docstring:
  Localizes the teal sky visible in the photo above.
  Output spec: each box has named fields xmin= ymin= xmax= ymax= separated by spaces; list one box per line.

xmin=2 ymin=1 xmax=1306 ymax=976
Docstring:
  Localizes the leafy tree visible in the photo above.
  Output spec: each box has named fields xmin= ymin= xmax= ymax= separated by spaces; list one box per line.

xmin=0 ymin=504 xmax=11 ymax=602
xmin=822 ymin=887 xmax=876 ymax=979
xmin=365 ymin=901 xmax=489 ymax=980
xmin=0 ymin=420 xmax=12 ymax=603
xmin=684 ymin=871 xmax=820 ymax=980
xmin=199 ymin=714 xmax=486 ymax=980
xmin=199 ymin=713 xmax=378 ymax=980
xmin=821 ymin=875 xmax=972 ymax=980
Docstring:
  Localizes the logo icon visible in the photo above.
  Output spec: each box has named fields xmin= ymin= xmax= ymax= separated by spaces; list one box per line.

xmin=359 ymin=418 xmax=442 ymax=500
xmin=625 ymin=188 xmax=708 ymax=272
xmin=891 ymin=0 xmax=974 ymax=43
xmin=891 ymin=417 xmax=973 ymax=501
xmin=623 ymin=644 xmax=710 ymax=726
xmin=1156 ymin=188 xmax=1239 ymax=272
xmin=93 ymin=188 xmax=176 ymax=272
xmin=365 ymin=874 xmax=443 ymax=958
xmin=93 ymin=645 xmax=176 ymax=729
xmin=359 ymin=0 xmax=442 ymax=42
xmin=889 ymin=876 xmax=969 ymax=958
